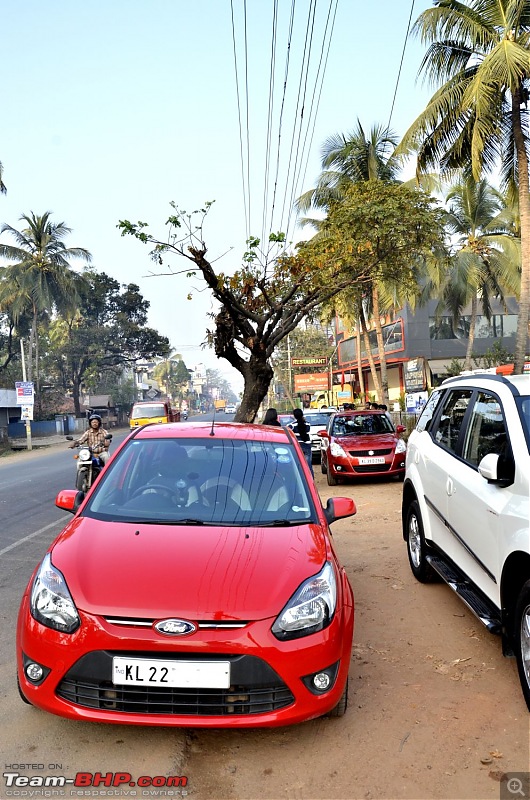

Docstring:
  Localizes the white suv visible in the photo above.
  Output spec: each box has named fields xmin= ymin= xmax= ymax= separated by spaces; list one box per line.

xmin=402 ymin=373 xmax=530 ymax=709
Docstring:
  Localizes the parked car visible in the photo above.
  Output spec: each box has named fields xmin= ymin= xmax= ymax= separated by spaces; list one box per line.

xmin=289 ymin=409 xmax=336 ymax=463
xmin=319 ymin=410 xmax=407 ymax=485
xmin=402 ymin=373 xmax=530 ymax=710
xmin=17 ymin=420 xmax=357 ymax=727
xmin=278 ymin=413 xmax=296 ymax=428
xmin=225 ymin=404 xmax=237 ymax=414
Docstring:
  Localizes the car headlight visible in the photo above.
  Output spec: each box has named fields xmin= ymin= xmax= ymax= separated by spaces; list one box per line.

xmin=330 ymin=441 xmax=348 ymax=458
xmin=272 ymin=562 xmax=337 ymax=640
xmin=30 ymin=553 xmax=80 ymax=633
xmin=395 ymin=438 xmax=407 ymax=454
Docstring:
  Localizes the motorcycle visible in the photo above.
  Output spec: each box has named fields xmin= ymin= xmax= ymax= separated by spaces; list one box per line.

xmin=182 ymin=410 xmax=188 ymax=420
xmin=67 ymin=434 xmax=113 ymax=492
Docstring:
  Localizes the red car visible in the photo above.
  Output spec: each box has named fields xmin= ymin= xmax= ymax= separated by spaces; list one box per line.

xmin=17 ymin=421 xmax=356 ymax=727
xmin=319 ymin=410 xmax=407 ymax=485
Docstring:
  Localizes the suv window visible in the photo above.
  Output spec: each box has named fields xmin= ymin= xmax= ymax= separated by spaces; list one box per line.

xmin=415 ymin=390 xmax=444 ymax=433
xmin=462 ymin=392 xmax=508 ymax=467
xmin=434 ymin=389 xmax=473 ymax=453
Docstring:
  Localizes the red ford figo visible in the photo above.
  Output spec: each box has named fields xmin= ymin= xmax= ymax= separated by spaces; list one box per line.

xmin=17 ymin=421 xmax=356 ymax=727
xmin=319 ymin=410 xmax=407 ymax=485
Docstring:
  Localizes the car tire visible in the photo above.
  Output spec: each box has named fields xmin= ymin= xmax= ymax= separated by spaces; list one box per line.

xmin=327 ymin=678 xmax=348 ymax=718
xmin=17 ymin=674 xmax=32 ymax=705
xmin=327 ymin=468 xmax=338 ymax=486
xmin=405 ymin=500 xmax=437 ymax=583
xmin=321 ymin=457 xmax=327 ymax=474
xmin=514 ymin=580 xmax=530 ymax=711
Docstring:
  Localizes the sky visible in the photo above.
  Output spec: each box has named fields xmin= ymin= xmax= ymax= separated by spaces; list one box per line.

xmin=1 ymin=0 xmax=435 ymax=395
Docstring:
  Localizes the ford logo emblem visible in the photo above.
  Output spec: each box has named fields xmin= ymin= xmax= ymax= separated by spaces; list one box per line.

xmin=154 ymin=618 xmax=196 ymax=636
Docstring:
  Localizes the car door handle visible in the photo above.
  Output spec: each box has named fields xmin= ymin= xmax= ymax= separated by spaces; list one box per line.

xmin=446 ymin=477 xmax=455 ymax=496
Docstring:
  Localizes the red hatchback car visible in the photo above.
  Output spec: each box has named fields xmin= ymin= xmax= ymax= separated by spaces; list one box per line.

xmin=17 ymin=421 xmax=356 ymax=727
xmin=319 ymin=410 xmax=407 ymax=485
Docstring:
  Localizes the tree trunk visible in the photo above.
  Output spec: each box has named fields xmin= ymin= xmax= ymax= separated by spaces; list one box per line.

xmin=235 ymin=354 xmax=274 ymax=423
xmin=356 ymin=322 xmax=365 ymax=400
xmin=464 ymin=293 xmax=478 ymax=371
xmin=372 ymin=285 xmax=389 ymax=404
xmin=360 ymin=307 xmax=383 ymax=401
xmin=513 ymin=88 xmax=530 ymax=373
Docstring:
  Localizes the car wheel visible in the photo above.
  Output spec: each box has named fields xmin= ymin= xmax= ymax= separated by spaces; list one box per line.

xmin=327 ymin=468 xmax=338 ymax=486
xmin=405 ymin=500 xmax=437 ymax=583
xmin=514 ymin=580 xmax=530 ymax=711
xmin=327 ymin=678 xmax=348 ymax=718
xmin=17 ymin=674 xmax=32 ymax=705
xmin=321 ymin=456 xmax=327 ymax=474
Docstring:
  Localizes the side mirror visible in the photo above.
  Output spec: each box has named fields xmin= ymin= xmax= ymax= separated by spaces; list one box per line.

xmin=65 ymin=435 xmax=74 ymax=441
xmin=323 ymin=496 xmax=356 ymax=526
xmin=105 ymin=433 xmax=113 ymax=441
xmin=56 ymin=489 xmax=85 ymax=514
xmin=317 ymin=429 xmax=329 ymax=438
xmin=396 ymin=425 xmax=406 ymax=434
xmin=478 ymin=452 xmax=514 ymax=487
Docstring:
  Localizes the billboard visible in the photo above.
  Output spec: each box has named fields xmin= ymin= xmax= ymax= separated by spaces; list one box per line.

xmin=294 ymin=372 xmax=329 ymax=392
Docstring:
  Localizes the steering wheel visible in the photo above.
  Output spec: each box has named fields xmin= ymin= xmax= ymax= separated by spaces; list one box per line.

xmin=130 ymin=483 xmax=176 ymax=500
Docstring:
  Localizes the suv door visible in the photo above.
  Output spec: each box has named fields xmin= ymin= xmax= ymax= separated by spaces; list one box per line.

xmin=444 ymin=389 xmax=512 ymax=607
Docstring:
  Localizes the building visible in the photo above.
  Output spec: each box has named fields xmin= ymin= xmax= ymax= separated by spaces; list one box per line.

xmin=334 ymin=296 xmax=527 ymax=410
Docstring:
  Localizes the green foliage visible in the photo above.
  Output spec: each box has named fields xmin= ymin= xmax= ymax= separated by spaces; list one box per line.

xmin=473 ymin=341 xmax=514 ymax=370
xmin=444 ymin=358 xmax=465 ymax=378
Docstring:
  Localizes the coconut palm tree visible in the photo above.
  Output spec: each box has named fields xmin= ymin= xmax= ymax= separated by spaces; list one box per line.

xmin=0 ymin=161 xmax=6 ymax=194
xmin=440 ymin=176 xmax=521 ymax=369
xmin=0 ymin=211 xmax=91 ymax=397
xmin=398 ymin=0 xmax=530 ymax=372
xmin=296 ymin=122 xmax=415 ymax=403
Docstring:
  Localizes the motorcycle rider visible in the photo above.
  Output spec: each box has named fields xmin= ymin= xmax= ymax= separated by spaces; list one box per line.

xmin=69 ymin=414 xmax=110 ymax=465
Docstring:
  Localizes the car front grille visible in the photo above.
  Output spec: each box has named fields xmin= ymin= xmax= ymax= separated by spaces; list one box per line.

xmin=56 ymin=652 xmax=294 ymax=716
xmin=57 ymin=680 xmax=293 ymax=715
xmin=348 ymin=448 xmax=392 ymax=457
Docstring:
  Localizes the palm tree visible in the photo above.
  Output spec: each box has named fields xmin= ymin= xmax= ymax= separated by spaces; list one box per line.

xmin=0 ymin=211 xmax=91 ymax=398
xmin=398 ymin=0 xmax=530 ymax=372
xmin=296 ymin=120 xmax=402 ymax=224
xmin=441 ymin=176 xmax=521 ymax=369
xmin=0 ymin=161 xmax=6 ymax=194
xmin=296 ymin=122 xmax=410 ymax=403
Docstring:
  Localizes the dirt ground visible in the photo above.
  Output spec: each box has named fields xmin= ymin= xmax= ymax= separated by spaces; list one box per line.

xmin=184 ymin=473 xmax=529 ymax=800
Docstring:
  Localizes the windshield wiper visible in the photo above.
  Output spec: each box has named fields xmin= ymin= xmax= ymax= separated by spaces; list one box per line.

xmin=121 ymin=517 xmax=205 ymax=525
xmin=254 ymin=519 xmax=301 ymax=527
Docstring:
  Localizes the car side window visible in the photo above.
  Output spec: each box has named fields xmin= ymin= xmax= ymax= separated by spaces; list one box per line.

xmin=434 ymin=389 xmax=473 ymax=453
xmin=462 ymin=392 xmax=508 ymax=467
xmin=415 ymin=390 xmax=443 ymax=433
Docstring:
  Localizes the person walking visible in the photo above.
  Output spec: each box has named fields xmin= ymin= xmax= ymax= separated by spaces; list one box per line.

xmin=262 ymin=408 xmax=282 ymax=426
xmin=291 ymin=407 xmax=314 ymax=476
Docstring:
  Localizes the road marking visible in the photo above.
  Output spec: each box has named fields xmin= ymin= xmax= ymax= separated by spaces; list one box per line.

xmin=0 ymin=516 xmax=70 ymax=557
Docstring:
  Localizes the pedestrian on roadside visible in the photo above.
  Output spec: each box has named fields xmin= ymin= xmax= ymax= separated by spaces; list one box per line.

xmin=262 ymin=408 xmax=281 ymax=427
xmin=291 ymin=407 xmax=314 ymax=476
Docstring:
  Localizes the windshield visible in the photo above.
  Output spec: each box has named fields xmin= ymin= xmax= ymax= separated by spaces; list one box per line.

xmin=304 ymin=413 xmax=333 ymax=428
xmin=84 ymin=437 xmax=316 ymax=526
xmin=331 ymin=414 xmax=394 ymax=436
xmin=131 ymin=404 xmax=166 ymax=420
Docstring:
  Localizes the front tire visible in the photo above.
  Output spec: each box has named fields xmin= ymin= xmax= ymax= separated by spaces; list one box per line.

xmin=405 ymin=500 xmax=436 ymax=583
xmin=76 ymin=469 xmax=88 ymax=493
xmin=326 ymin=466 xmax=338 ymax=486
xmin=514 ymin=580 xmax=530 ymax=711
xmin=327 ymin=678 xmax=348 ymax=718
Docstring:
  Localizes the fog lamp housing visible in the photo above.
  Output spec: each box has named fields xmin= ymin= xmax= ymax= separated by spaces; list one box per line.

xmin=302 ymin=661 xmax=339 ymax=695
xmin=22 ymin=653 xmax=50 ymax=685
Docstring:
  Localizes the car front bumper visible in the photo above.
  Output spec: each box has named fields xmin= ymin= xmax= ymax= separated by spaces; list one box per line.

xmin=17 ymin=587 xmax=354 ymax=728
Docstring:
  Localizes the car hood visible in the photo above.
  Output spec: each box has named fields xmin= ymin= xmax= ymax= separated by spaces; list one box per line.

xmin=333 ymin=432 xmax=397 ymax=449
xmin=50 ymin=518 xmax=329 ymax=621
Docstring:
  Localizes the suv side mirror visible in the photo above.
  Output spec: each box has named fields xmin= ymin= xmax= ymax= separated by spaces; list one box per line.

xmin=478 ymin=452 xmax=515 ymax=487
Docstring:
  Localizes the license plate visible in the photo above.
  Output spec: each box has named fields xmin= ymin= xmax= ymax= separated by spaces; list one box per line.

xmin=357 ymin=456 xmax=385 ymax=465
xmin=112 ymin=657 xmax=231 ymax=689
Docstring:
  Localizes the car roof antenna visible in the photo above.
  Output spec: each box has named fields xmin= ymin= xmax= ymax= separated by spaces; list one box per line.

xmin=210 ymin=409 xmax=216 ymax=436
